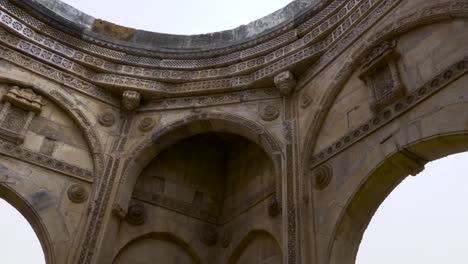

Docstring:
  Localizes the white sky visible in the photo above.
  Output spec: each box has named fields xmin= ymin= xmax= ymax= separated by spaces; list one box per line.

xmin=0 ymin=1 xmax=467 ymax=264
xmin=60 ymin=0 xmax=295 ymax=34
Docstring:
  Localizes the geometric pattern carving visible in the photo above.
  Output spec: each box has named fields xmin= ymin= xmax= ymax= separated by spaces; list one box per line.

xmin=0 ymin=86 xmax=44 ymax=144
xmin=359 ymin=40 xmax=406 ymax=113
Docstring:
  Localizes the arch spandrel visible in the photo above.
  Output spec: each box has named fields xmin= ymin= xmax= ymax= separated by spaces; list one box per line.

xmin=308 ymin=71 xmax=468 ymax=264
xmin=0 ymin=61 xmax=108 ymax=263
xmin=301 ymin=1 xmax=468 ymax=169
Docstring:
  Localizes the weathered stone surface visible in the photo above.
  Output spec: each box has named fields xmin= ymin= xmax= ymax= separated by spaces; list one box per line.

xmin=0 ymin=0 xmax=466 ymax=264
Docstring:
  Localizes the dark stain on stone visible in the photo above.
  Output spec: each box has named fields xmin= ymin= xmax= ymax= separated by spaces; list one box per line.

xmin=29 ymin=190 xmax=56 ymax=213
xmin=92 ymin=19 xmax=136 ymax=41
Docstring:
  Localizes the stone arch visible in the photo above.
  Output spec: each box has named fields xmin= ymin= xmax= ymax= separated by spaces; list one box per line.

xmin=327 ymin=133 xmax=468 ymax=264
xmin=0 ymin=183 xmax=55 ymax=264
xmin=0 ymin=69 xmax=106 ymax=263
xmin=113 ymin=232 xmax=200 ymax=264
xmin=228 ymin=230 xmax=282 ymax=264
xmin=301 ymin=1 xmax=468 ymax=174
xmin=116 ymin=111 xmax=283 ymax=212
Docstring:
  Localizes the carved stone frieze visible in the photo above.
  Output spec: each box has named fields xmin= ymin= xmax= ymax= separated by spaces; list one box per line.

xmin=67 ymin=184 xmax=89 ymax=203
xmin=0 ymin=138 xmax=93 ymax=181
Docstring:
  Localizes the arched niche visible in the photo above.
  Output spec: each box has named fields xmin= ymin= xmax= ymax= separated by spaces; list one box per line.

xmin=228 ymin=230 xmax=282 ymax=264
xmin=113 ymin=233 xmax=200 ymax=264
xmin=117 ymin=113 xmax=283 ymax=216
xmin=133 ymin=131 xmax=276 ymax=223
xmin=0 ymin=184 xmax=55 ymax=264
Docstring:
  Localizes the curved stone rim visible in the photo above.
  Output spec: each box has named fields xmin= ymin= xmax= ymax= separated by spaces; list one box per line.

xmin=19 ymin=0 xmax=325 ymax=54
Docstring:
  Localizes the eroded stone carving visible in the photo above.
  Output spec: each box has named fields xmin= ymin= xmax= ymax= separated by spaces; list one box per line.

xmin=220 ymin=227 xmax=232 ymax=248
xmin=122 ymin=90 xmax=141 ymax=111
xmin=259 ymin=104 xmax=280 ymax=121
xmin=359 ymin=40 xmax=406 ymax=113
xmin=300 ymin=91 xmax=313 ymax=109
xmin=125 ymin=202 xmax=146 ymax=225
xmin=3 ymin=86 xmax=45 ymax=113
xmin=67 ymin=184 xmax=89 ymax=203
xmin=199 ymin=224 xmax=218 ymax=247
xmin=268 ymin=195 xmax=281 ymax=217
xmin=0 ymin=86 xmax=45 ymax=144
xmin=98 ymin=112 xmax=115 ymax=127
xmin=138 ymin=117 xmax=155 ymax=132
xmin=274 ymin=71 xmax=297 ymax=95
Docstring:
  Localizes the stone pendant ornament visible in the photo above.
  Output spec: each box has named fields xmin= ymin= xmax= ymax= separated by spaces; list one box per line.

xmin=274 ymin=71 xmax=297 ymax=96
xmin=122 ymin=90 xmax=141 ymax=111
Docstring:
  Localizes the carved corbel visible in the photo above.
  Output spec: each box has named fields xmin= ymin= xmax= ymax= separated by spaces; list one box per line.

xmin=122 ymin=90 xmax=141 ymax=111
xmin=274 ymin=71 xmax=297 ymax=96
xmin=0 ymin=86 xmax=45 ymax=144
xmin=359 ymin=40 xmax=406 ymax=113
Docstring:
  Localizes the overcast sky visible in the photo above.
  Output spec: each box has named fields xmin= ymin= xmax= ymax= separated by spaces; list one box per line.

xmin=0 ymin=1 xmax=467 ymax=263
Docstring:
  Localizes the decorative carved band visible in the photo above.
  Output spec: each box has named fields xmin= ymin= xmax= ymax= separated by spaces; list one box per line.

xmin=0 ymin=139 xmax=93 ymax=181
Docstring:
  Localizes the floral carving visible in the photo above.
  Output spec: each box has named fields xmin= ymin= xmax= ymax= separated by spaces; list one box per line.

xmin=98 ymin=112 xmax=115 ymax=127
xmin=259 ymin=104 xmax=280 ymax=121
xmin=125 ymin=202 xmax=146 ymax=225
xmin=138 ymin=117 xmax=155 ymax=132
xmin=67 ymin=184 xmax=89 ymax=203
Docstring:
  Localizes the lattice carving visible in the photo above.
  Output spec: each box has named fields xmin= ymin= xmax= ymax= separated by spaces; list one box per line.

xmin=0 ymin=85 xmax=44 ymax=144
xmin=359 ymin=40 xmax=406 ymax=113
